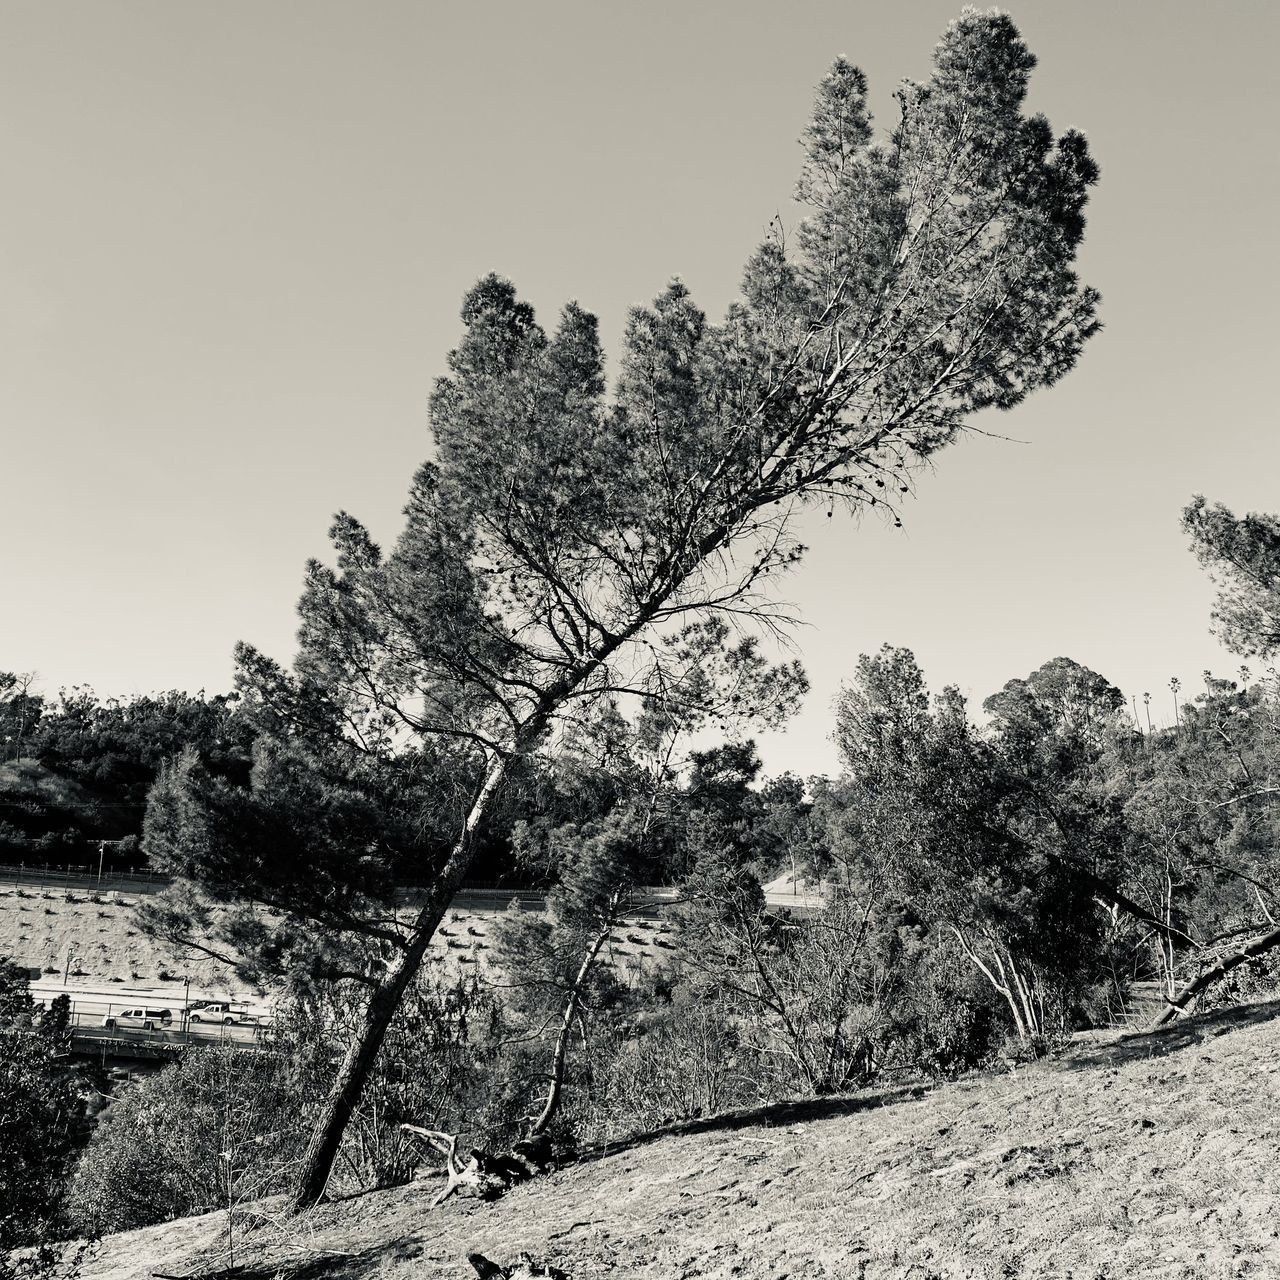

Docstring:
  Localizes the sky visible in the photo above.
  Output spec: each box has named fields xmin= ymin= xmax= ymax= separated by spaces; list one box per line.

xmin=2 ymin=1 xmax=1278 ymax=778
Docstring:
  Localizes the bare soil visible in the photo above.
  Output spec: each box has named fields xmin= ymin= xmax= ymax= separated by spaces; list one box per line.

xmin=76 ymin=998 xmax=1280 ymax=1280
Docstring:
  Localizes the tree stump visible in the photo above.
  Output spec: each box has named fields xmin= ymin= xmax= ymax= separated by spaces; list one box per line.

xmin=467 ymin=1252 xmax=568 ymax=1279
xmin=399 ymin=1125 xmax=558 ymax=1207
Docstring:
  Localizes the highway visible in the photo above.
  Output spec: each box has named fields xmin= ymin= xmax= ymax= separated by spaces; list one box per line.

xmin=31 ymin=979 xmax=271 ymax=1052
xmin=12 ymin=869 xmax=826 ymax=1055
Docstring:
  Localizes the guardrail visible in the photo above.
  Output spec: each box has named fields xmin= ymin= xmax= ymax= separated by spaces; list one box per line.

xmin=0 ymin=863 xmax=169 ymax=893
xmin=47 ymin=997 xmax=271 ymax=1056
xmin=70 ymin=1025 xmax=264 ymax=1061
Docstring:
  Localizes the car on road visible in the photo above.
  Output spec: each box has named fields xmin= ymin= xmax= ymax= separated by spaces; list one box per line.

xmin=102 ymin=1006 xmax=173 ymax=1031
xmin=188 ymin=1002 xmax=258 ymax=1026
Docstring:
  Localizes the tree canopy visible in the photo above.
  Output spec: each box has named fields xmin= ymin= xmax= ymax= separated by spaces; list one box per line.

xmin=148 ymin=9 xmax=1102 ymax=1209
xmin=1183 ymin=496 xmax=1280 ymax=660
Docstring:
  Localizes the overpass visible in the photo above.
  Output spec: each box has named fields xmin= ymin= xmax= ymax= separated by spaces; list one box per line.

xmin=31 ymin=979 xmax=270 ymax=1061
xmin=69 ymin=1019 xmax=263 ymax=1063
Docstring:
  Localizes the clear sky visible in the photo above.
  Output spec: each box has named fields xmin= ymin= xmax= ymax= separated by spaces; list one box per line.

xmin=3 ymin=1 xmax=1277 ymax=778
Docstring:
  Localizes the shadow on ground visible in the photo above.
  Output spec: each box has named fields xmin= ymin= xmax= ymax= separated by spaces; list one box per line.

xmin=164 ymin=1236 xmax=434 ymax=1280
xmin=1058 ymin=998 xmax=1280 ymax=1072
xmin=162 ymin=1000 xmax=1280 ymax=1279
xmin=575 ymin=1079 xmax=933 ymax=1165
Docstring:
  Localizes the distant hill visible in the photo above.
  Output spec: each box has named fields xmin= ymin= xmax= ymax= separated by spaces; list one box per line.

xmin=75 ymin=998 xmax=1280 ymax=1279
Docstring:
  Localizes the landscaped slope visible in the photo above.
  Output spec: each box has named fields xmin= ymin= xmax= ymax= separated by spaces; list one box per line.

xmin=0 ymin=884 xmax=673 ymax=998
xmin=79 ymin=1000 xmax=1280 ymax=1280
xmin=0 ymin=882 xmax=240 ymax=990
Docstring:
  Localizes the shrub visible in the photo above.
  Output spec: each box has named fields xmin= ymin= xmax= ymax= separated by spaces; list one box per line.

xmin=66 ymin=1045 xmax=301 ymax=1235
xmin=578 ymin=993 xmax=757 ymax=1145
xmin=0 ymin=961 xmax=94 ymax=1268
xmin=881 ymin=946 xmax=1006 ymax=1077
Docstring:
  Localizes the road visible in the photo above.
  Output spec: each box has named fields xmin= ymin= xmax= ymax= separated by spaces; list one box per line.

xmin=31 ymin=979 xmax=270 ymax=1049
xmin=2 ymin=865 xmax=825 ymax=914
xmin=12 ymin=870 xmax=827 ymax=1054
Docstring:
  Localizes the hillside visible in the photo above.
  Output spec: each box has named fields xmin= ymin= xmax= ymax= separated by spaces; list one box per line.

xmin=0 ymin=881 xmax=244 ymax=992
xmin=0 ymin=758 xmax=111 ymax=845
xmin=77 ymin=998 xmax=1280 ymax=1280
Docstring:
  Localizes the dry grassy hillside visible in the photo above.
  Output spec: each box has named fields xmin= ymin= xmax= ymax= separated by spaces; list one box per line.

xmin=78 ymin=998 xmax=1280 ymax=1280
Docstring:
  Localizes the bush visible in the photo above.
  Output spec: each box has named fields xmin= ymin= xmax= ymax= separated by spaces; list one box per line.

xmin=585 ymin=993 xmax=757 ymax=1142
xmin=0 ymin=961 xmax=94 ymax=1272
xmin=880 ymin=945 xmax=1005 ymax=1077
xmin=66 ymin=1045 xmax=300 ymax=1235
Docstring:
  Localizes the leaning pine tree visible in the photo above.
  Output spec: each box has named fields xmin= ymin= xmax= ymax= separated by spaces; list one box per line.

xmin=156 ymin=11 xmax=1102 ymax=1209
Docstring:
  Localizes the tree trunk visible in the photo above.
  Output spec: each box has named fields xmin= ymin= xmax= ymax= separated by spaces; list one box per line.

xmin=1008 ymin=957 xmax=1041 ymax=1038
xmin=290 ymin=753 xmax=513 ymax=1211
xmin=289 ymin=634 xmax=635 ymax=1210
xmin=950 ymin=926 xmax=1029 ymax=1041
xmin=1148 ymin=924 xmax=1280 ymax=1029
xmin=531 ymin=907 xmax=617 ymax=1136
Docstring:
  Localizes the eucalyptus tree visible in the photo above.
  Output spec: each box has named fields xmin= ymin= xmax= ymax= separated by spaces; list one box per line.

xmin=831 ymin=647 xmax=1097 ymax=1041
xmin=1125 ymin=498 xmax=1280 ymax=1022
xmin=157 ymin=10 xmax=1102 ymax=1207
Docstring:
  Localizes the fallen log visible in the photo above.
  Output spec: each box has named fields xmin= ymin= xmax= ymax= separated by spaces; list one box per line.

xmin=1149 ymin=923 xmax=1280 ymax=1028
xmin=400 ymin=1125 xmax=557 ymax=1207
xmin=401 ymin=1126 xmax=517 ymax=1203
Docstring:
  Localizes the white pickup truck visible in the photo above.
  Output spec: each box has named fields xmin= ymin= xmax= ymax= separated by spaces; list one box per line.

xmin=188 ymin=1001 xmax=258 ymax=1026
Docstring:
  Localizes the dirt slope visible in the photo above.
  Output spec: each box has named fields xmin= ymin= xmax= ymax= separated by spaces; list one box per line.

xmin=77 ymin=998 xmax=1280 ymax=1280
xmin=0 ymin=882 xmax=244 ymax=991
